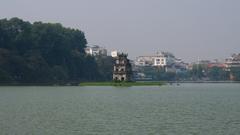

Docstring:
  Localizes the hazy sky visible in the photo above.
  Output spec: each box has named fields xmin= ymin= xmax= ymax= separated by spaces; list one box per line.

xmin=1 ymin=0 xmax=240 ymax=62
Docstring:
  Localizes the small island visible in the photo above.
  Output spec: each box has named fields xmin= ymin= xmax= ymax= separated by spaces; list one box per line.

xmin=79 ymin=81 xmax=165 ymax=86
xmin=79 ymin=53 xmax=165 ymax=86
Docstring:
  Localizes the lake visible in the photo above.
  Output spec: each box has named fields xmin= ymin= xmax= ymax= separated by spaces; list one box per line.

xmin=0 ymin=83 xmax=240 ymax=135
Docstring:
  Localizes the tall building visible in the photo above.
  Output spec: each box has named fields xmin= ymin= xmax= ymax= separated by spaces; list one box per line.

xmin=113 ymin=53 xmax=132 ymax=81
xmin=153 ymin=52 xmax=175 ymax=66
xmin=135 ymin=52 xmax=175 ymax=67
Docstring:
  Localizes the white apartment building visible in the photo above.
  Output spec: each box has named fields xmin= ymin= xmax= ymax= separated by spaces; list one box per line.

xmin=225 ymin=53 xmax=240 ymax=68
xmin=84 ymin=45 xmax=107 ymax=56
xmin=135 ymin=56 xmax=154 ymax=66
xmin=153 ymin=56 xmax=167 ymax=66
xmin=135 ymin=52 xmax=175 ymax=67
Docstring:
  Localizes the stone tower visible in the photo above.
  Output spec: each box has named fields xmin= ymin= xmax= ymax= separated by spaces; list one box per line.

xmin=113 ymin=53 xmax=132 ymax=81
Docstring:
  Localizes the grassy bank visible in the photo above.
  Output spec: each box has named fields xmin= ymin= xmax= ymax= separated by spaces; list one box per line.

xmin=79 ymin=81 xmax=165 ymax=86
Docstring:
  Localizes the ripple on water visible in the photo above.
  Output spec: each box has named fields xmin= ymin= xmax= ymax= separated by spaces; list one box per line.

xmin=0 ymin=84 xmax=240 ymax=135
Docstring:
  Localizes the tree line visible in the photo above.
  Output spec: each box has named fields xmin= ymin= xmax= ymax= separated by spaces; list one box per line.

xmin=135 ymin=65 xmax=240 ymax=81
xmin=0 ymin=18 xmax=113 ymax=85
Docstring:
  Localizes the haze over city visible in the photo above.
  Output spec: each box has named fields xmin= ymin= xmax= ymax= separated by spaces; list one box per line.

xmin=1 ymin=1 xmax=240 ymax=135
xmin=1 ymin=0 xmax=240 ymax=62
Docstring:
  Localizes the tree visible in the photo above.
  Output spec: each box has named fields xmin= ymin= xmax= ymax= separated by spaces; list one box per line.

xmin=230 ymin=68 xmax=240 ymax=81
xmin=190 ymin=64 xmax=207 ymax=80
xmin=95 ymin=56 xmax=114 ymax=81
xmin=0 ymin=17 xmax=110 ymax=85
xmin=208 ymin=67 xmax=228 ymax=81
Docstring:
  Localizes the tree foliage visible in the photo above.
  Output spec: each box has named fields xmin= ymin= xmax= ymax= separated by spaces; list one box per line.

xmin=137 ymin=66 xmax=177 ymax=81
xmin=0 ymin=18 xmax=112 ymax=84
xmin=208 ymin=67 xmax=228 ymax=81
xmin=230 ymin=67 xmax=240 ymax=81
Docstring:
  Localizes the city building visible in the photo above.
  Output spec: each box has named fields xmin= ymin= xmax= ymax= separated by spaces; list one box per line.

xmin=225 ymin=53 xmax=240 ymax=68
xmin=173 ymin=58 xmax=188 ymax=73
xmin=225 ymin=53 xmax=240 ymax=80
xmin=84 ymin=45 xmax=107 ymax=56
xmin=153 ymin=52 xmax=175 ymax=67
xmin=207 ymin=63 xmax=226 ymax=69
xmin=135 ymin=56 xmax=154 ymax=66
xmin=113 ymin=53 xmax=132 ymax=81
xmin=135 ymin=52 xmax=176 ymax=67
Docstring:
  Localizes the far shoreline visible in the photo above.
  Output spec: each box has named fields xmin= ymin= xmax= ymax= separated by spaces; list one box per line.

xmin=167 ymin=81 xmax=240 ymax=83
xmin=0 ymin=81 xmax=240 ymax=86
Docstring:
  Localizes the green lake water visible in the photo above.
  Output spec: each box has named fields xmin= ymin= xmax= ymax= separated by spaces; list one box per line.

xmin=0 ymin=83 xmax=240 ymax=135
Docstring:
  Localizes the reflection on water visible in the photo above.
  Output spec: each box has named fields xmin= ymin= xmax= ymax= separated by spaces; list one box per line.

xmin=0 ymin=83 xmax=240 ymax=135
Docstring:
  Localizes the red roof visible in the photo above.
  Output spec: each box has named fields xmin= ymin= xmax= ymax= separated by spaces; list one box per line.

xmin=208 ymin=63 xmax=226 ymax=68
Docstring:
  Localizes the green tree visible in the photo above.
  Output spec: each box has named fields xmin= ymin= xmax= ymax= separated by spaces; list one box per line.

xmin=95 ymin=56 xmax=114 ymax=81
xmin=208 ymin=67 xmax=228 ymax=81
xmin=0 ymin=17 xmax=109 ymax=85
xmin=190 ymin=64 xmax=207 ymax=80
xmin=230 ymin=68 xmax=240 ymax=81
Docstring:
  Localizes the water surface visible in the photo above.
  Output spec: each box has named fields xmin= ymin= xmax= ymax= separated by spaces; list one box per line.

xmin=0 ymin=83 xmax=240 ymax=135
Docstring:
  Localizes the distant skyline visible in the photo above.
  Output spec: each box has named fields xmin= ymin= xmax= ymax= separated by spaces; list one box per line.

xmin=1 ymin=0 xmax=240 ymax=62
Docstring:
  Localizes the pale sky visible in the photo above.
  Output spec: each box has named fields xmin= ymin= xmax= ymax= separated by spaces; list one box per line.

xmin=1 ymin=0 xmax=240 ymax=62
